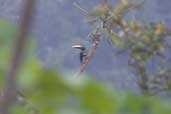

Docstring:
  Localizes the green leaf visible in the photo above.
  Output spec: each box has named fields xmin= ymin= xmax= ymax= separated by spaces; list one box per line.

xmin=75 ymin=79 xmax=116 ymax=114
xmin=10 ymin=105 xmax=27 ymax=114
xmin=0 ymin=18 xmax=16 ymax=46
xmin=108 ymin=30 xmax=123 ymax=47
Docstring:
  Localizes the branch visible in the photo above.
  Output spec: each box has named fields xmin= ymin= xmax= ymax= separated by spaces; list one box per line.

xmin=78 ymin=25 xmax=103 ymax=75
xmin=79 ymin=38 xmax=101 ymax=74
xmin=0 ymin=0 xmax=36 ymax=113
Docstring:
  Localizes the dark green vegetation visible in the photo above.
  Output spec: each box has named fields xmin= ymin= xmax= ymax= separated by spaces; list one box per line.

xmin=0 ymin=0 xmax=171 ymax=114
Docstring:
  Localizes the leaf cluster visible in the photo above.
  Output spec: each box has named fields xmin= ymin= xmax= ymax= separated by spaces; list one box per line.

xmin=84 ymin=0 xmax=171 ymax=95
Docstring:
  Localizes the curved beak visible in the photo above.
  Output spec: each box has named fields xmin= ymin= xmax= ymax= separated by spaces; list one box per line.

xmin=72 ymin=45 xmax=85 ymax=50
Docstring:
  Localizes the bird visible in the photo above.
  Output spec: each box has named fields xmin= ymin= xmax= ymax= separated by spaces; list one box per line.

xmin=72 ymin=44 xmax=88 ymax=64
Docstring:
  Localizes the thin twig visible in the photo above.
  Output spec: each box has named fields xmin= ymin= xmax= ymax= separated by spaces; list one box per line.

xmin=0 ymin=0 xmax=36 ymax=114
xmin=73 ymin=2 xmax=88 ymax=14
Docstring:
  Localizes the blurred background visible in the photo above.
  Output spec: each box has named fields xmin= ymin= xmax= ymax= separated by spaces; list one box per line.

xmin=0 ymin=0 xmax=171 ymax=91
xmin=1 ymin=0 xmax=171 ymax=114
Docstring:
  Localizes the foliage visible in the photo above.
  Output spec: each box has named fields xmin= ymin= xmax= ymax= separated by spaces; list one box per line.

xmin=83 ymin=0 xmax=171 ymax=95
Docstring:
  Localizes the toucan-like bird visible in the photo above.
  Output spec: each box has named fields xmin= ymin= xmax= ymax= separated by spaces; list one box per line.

xmin=72 ymin=45 xmax=88 ymax=64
